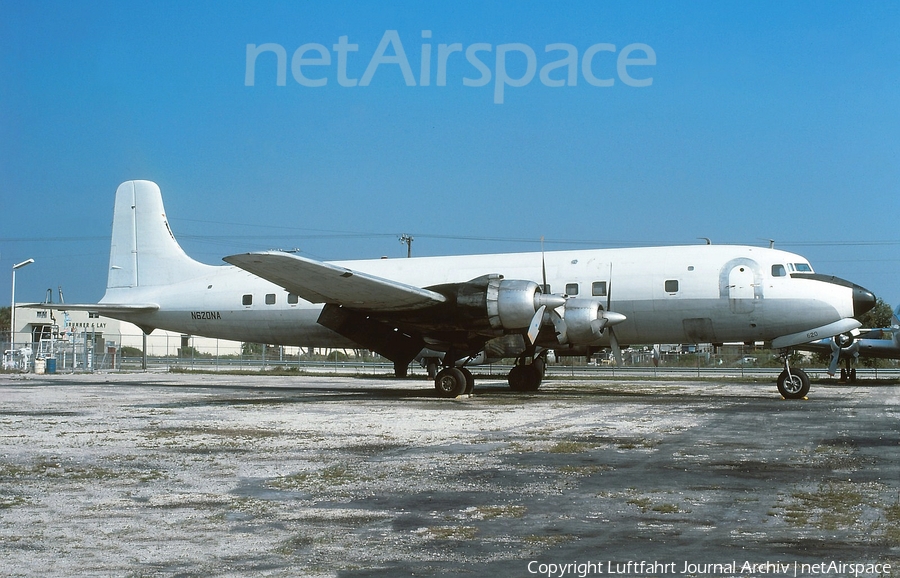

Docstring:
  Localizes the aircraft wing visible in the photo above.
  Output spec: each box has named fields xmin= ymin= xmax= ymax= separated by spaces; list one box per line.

xmin=223 ymin=251 xmax=447 ymax=312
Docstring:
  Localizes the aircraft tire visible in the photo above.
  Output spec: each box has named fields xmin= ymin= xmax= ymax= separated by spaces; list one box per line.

xmin=459 ymin=367 xmax=475 ymax=394
xmin=777 ymin=368 xmax=810 ymax=399
xmin=508 ymin=364 xmax=542 ymax=392
xmin=435 ymin=367 xmax=467 ymax=397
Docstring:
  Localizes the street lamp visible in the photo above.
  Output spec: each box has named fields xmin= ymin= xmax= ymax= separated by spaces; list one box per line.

xmin=10 ymin=258 xmax=35 ymax=356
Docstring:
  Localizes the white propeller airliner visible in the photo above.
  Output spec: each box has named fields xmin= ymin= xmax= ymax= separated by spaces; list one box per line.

xmin=35 ymin=180 xmax=876 ymax=399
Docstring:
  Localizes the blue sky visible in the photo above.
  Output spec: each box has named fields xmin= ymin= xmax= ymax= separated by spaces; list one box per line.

xmin=2 ymin=1 xmax=898 ymax=308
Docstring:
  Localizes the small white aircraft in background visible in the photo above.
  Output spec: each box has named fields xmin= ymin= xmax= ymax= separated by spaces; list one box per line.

xmin=32 ymin=180 xmax=876 ymax=399
xmin=799 ymin=304 xmax=900 ymax=381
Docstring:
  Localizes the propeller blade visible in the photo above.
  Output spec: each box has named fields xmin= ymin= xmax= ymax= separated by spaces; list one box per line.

xmin=607 ymin=263 xmax=613 ymax=311
xmin=605 ymin=264 xmax=624 ymax=366
xmin=527 ymin=305 xmax=546 ymax=345
xmin=827 ymin=337 xmax=841 ymax=376
xmin=590 ymin=318 xmax=609 ymax=336
xmin=827 ymin=350 xmax=841 ymax=376
xmin=541 ymin=236 xmax=548 ymax=293
xmin=609 ymin=327 xmax=624 ymax=366
xmin=549 ymin=309 xmax=568 ymax=344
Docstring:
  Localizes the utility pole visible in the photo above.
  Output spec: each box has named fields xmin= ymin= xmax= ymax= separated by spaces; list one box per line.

xmin=399 ymin=234 xmax=414 ymax=258
xmin=10 ymin=258 xmax=35 ymax=357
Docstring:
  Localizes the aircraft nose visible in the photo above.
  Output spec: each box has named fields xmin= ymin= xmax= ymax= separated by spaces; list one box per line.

xmin=852 ymin=284 xmax=877 ymax=317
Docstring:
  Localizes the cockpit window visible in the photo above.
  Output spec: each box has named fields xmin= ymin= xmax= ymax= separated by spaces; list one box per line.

xmin=793 ymin=263 xmax=813 ymax=272
xmin=772 ymin=264 xmax=786 ymax=277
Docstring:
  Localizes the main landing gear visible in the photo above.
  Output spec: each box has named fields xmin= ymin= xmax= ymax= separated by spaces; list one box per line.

xmin=507 ymin=354 xmax=546 ymax=392
xmin=431 ymin=350 xmax=549 ymax=398
xmin=776 ymin=349 xmax=810 ymax=399
xmin=840 ymin=367 xmax=858 ymax=383
xmin=434 ymin=366 xmax=474 ymax=397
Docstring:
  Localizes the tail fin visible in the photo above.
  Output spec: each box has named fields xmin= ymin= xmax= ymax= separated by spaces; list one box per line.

xmin=107 ymin=180 xmax=213 ymax=289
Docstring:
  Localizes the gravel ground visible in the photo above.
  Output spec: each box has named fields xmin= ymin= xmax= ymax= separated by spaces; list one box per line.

xmin=0 ymin=371 xmax=897 ymax=577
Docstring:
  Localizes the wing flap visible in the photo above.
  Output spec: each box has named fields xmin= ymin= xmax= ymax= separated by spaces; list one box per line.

xmin=223 ymin=251 xmax=446 ymax=312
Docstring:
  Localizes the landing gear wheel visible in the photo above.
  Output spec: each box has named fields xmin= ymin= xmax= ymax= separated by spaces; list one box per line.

xmin=777 ymin=368 xmax=810 ymax=399
xmin=508 ymin=364 xmax=542 ymax=392
xmin=459 ymin=367 xmax=475 ymax=394
xmin=393 ymin=361 xmax=408 ymax=378
xmin=849 ymin=368 xmax=857 ymax=383
xmin=435 ymin=367 xmax=467 ymax=397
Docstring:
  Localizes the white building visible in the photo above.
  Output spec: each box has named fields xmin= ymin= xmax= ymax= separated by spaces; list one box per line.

xmin=10 ymin=305 xmax=252 ymax=369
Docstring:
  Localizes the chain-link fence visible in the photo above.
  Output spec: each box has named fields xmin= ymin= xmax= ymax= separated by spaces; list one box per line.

xmin=3 ymin=334 xmax=898 ymax=379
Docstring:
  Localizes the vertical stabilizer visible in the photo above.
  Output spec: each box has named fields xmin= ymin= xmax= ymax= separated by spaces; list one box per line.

xmin=107 ymin=180 xmax=211 ymax=288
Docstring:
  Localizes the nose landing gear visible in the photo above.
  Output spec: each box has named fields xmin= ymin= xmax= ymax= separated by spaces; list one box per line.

xmin=776 ymin=349 xmax=810 ymax=399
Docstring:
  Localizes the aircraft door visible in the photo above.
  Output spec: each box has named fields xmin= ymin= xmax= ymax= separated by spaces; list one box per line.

xmin=726 ymin=263 xmax=758 ymax=314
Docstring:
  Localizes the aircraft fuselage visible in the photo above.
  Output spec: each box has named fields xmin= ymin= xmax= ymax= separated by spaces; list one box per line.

xmin=101 ymin=244 xmax=863 ymax=349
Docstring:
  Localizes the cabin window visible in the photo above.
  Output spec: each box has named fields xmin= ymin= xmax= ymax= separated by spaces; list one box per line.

xmin=566 ymin=283 xmax=579 ymax=296
xmin=665 ymin=279 xmax=679 ymax=293
xmin=592 ymin=281 xmax=607 ymax=297
xmin=772 ymin=264 xmax=786 ymax=277
xmin=89 ymin=312 xmax=99 ymax=319
xmin=242 ymin=294 xmax=252 ymax=306
xmin=287 ymin=293 xmax=299 ymax=304
xmin=265 ymin=293 xmax=276 ymax=305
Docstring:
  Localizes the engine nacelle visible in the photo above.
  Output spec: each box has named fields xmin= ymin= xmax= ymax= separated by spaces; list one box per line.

xmin=454 ymin=275 xmax=565 ymax=332
xmin=563 ymin=299 xmax=607 ymax=344
xmin=561 ymin=298 xmax=627 ymax=345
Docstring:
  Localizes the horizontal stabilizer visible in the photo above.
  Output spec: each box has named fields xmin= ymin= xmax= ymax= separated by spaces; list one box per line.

xmin=224 ymin=251 xmax=446 ymax=312
xmin=21 ymin=302 xmax=159 ymax=315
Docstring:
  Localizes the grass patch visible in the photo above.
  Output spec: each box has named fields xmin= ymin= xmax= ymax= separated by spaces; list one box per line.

xmin=0 ymin=458 xmax=120 ymax=482
xmin=627 ymin=497 xmax=653 ymax=512
xmin=547 ymin=441 xmax=591 ymax=454
xmin=0 ymin=494 xmax=28 ymax=509
xmin=781 ymin=480 xmax=894 ymax=535
xmin=626 ymin=495 xmax=689 ymax=514
xmin=268 ymin=463 xmax=369 ymax=492
xmin=276 ymin=534 xmax=315 ymax=555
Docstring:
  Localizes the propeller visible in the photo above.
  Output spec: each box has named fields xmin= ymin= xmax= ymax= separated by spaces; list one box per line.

xmin=827 ymin=332 xmax=859 ymax=376
xmin=526 ymin=236 xmax=563 ymax=345
xmin=526 ymin=237 xmax=566 ymax=345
